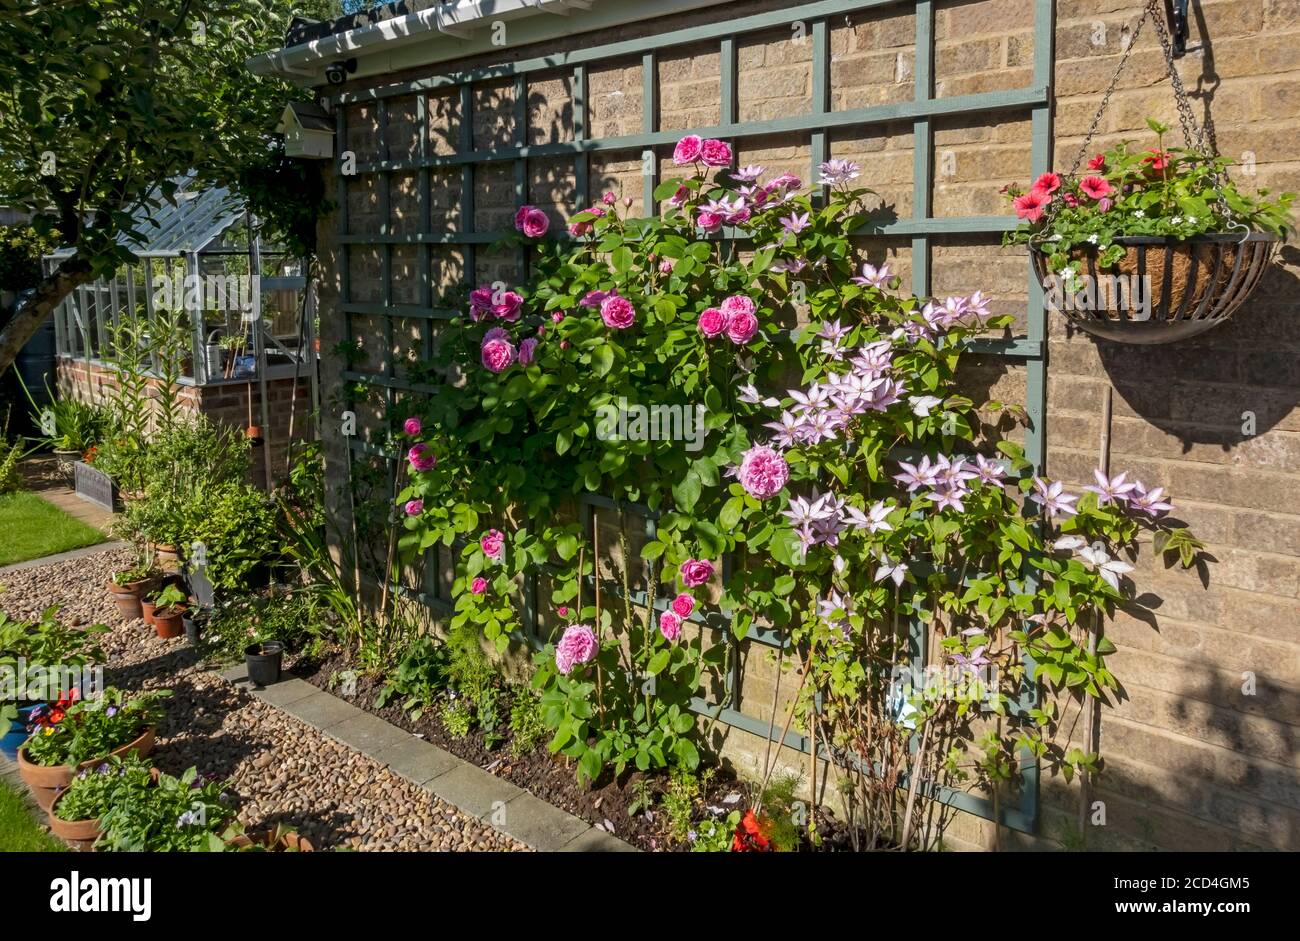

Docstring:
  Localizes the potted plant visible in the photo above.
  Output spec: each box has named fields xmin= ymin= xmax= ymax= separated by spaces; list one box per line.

xmin=95 ymin=765 xmax=235 ymax=852
xmin=1004 ymin=118 xmax=1294 ymax=343
xmin=244 ymin=640 xmax=284 ymax=688
xmin=47 ymin=754 xmax=157 ymax=849
xmin=225 ymin=821 xmax=314 ymax=852
xmin=182 ymin=606 xmax=208 ymax=646
xmin=16 ymin=688 xmax=168 ymax=811
xmin=149 ymin=584 xmax=189 ymax=639
xmin=106 ymin=565 xmax=160 ymax=622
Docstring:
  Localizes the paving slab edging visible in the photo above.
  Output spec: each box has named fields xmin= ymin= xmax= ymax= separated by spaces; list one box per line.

xmin=214 ymin=664 xmax=636 ymax=853
xmin=0 ymin=540 xmax=129 ymax=576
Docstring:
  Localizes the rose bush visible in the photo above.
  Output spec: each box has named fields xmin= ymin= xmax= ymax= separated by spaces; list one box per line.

xmin=391 ymin=140 xmax=1206 ymax=844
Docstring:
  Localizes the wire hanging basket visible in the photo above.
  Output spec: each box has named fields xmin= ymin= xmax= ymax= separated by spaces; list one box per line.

xmin=1032 ymin=0 xmax=1282 ymax=345
xmin=1032 ymin=232 xmax=1278 ymax=344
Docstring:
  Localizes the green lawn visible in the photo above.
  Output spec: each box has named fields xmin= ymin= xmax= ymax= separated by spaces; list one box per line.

xmin=0 ymin=777 xmax=64 ymax=852
xmin=0 ymin=492 xmax=106 ymax=566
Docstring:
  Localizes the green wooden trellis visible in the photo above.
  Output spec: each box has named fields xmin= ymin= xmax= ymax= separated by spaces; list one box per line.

xmin=331 ymin=0 xmax=1055 ymax=834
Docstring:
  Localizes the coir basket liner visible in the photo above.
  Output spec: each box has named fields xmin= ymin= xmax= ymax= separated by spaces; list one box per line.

xmin=1032 ymin=232 xmax=1278 ymax=344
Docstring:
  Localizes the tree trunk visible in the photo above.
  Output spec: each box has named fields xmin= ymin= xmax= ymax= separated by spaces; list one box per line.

xmin=0 ymin=257 xmax=94 ymax=377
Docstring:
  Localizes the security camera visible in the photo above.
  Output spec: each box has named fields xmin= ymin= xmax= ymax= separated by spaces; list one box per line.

xmin=324 ymin=58 xmax=357 ymax=86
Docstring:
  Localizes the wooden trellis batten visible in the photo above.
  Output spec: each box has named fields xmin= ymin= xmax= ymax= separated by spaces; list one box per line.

xmin=325 ymin=0 xmax=1058 ymax=835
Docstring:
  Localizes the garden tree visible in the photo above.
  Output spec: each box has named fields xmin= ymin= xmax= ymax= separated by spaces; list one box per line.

xmin=0 ymin=0 xmax=339 ymax=376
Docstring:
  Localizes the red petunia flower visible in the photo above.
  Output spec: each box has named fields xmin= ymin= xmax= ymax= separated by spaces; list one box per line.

xmin=732 ymin=809 xmax=774 ymax=852
xmin=1031 ymin=172 xmax=1061 ymax=196
xmin=1079 ymin=176 xmax=1113 ymax=200
xmin=1142 ymin=150 xmax=1171 ymax=172
xmin=1012 ymin=189 xmax=1050 ymax=222
xmin=1087 ymin=154 xmax=1106 ymax=171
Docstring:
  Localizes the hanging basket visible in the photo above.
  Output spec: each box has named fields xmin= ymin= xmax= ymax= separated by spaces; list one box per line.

xmin=1033 ymin=232 xmax=1278 ymax=344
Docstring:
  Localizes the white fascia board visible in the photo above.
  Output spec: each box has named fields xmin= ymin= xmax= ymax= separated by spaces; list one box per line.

xmin=247 ymin=0 xmax=728 ymax=88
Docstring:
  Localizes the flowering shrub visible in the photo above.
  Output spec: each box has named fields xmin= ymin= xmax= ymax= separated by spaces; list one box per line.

xmin=395 ymin=135 xmax=1207 ymax=843
xmin=1004 ymin=118 xmax=1294 ymax=273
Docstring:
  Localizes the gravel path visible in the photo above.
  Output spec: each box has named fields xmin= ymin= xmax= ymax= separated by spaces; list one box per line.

xmin=0 ymin=546 xmax=525 ymax=852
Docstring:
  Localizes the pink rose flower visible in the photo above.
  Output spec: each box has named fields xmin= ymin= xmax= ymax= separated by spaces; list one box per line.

xmin=600 ymin=295 xmax=636 ymax=330
xmin=726 ymin=310 xmax=758 ymax=345
xmin=672 ymin=593 xmax=695 ymax=618
xmin=658 ymin=259 xmax=674 ymax=275
xmin=736 ymin=444 xmax=789 ymax=500
xmin=551 ymin=310 xmax=565 ymax=323
xmin=515 ymin=205 xmax=550 ymax=238
xmin=697 ymin=210 xmax=724 ymax=232
xmin=659 ymin=610 xmax=682 ymax=643
xmin=700 ymin=138 xmax=733 ymax=167
xmin=679 ymin=558 xmax=715 ymax=588
xmin=468 ymin=285 xmax=494 ymax=321
xmin=555 ymin=624 xmax=598 ymax=675
xmin=568 ymin=205 xmax=606 ymax=237
xmin=557 ymin=606 xmax=569 ymax=617
xmin=480 ymin=528 xmax=505 ymax=562
xmin=481 ymin=330 xmax=517 ymax=373
xmin=602 ymin=191 xmax=617 ymax=205
xmin=673 ymin=135 xmax=703 ymax=165
xmin=408 ymin=444 xmax=436 ymax=472
xmin=720 ymin=295 xmax=755 ymax=318
xmin=698 ymin=307 xmax=728 ymax=337
xmin=470 ymin=577 xmax=487 ymax=595
xmin=404 ymin=499 xmax=423 ymax=516
xmin=403 ymin=417 xmax=422 ymax=436
xmin=668 ymin=185 xmax=690 ymax=207
xmin=519 ymin=336 xmax=539 ymax=365
xmin=493 ymin=290 xmax=523 ymax=321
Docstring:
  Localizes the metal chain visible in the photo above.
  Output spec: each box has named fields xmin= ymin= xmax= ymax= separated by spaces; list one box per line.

xmin=1147 ymin=0 xmax=1237 ymax=224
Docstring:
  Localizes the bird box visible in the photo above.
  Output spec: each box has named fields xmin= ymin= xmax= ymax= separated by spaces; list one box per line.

xmin=277 ymin=101 xmax=334 ymax=159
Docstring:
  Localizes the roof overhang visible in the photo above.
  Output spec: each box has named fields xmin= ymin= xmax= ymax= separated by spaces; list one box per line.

xmin=247 ymin=0 xmax=728 ymax=90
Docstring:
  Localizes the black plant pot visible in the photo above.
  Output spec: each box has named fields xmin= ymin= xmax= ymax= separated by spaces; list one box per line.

xmin=244 ymin=642 xmax=284 ymax=688
xmin=182 ymin=609 xmax=208 ymax=646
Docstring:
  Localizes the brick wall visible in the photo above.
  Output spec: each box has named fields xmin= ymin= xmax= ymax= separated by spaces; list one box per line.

xmin=58 ymin=356 xmax=314 ymax=490
xmin=312 ymin=0 xmax=1300 ymax=851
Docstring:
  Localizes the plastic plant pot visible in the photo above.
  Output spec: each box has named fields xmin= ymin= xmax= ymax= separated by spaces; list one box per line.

xmin=244 ymin=642 xmax=284 ymax=688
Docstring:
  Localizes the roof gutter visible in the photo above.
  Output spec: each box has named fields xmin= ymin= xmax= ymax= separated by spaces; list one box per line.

xmin=247 ymin=0 xmax=725 ymax=87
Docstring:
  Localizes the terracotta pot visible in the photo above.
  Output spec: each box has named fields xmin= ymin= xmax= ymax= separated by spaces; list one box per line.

xmin=47 ymin=793 xmax=101 ymax=847
xmin=228 ymin=831 xmax=314 ymax=852
xmin=106 ymin=579 xmax=146 ymax=621
xmin=140 ymin=600 xmax=157 ymax=626
xmin=16 ymin=727 xmax=157 ymax=809
xmin=155 ymin=545 xmax=181 ymax=571
xmin=153 ymin=605 xmax=186 ymax=639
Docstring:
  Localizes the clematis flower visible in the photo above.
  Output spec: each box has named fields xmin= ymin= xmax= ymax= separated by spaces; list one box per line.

xmin=843 ymin=500 xmax=893 ymax=533
xmin=780 ymin=211 xmax=811 ymax=235
xmin=973 ymin=454 xmax=1006 ymax=485
xmin=554 ymin=624 xmax=598 ymax=674
xmin=851 ymin=262 xmax=892 ymax=289
xmin=1032 ymin=475 xmax=1078 ymax=521
xmin=875 ymin=555 xmax=908 ymax=587
xmin=894 ymin=455 xmax=942 ymax=492
xmin=733 ymin=164 xmax=765 ymax=182
xmin=908 ymin=395 xmax=943 ymax=417
xmin=738 ymin=383 xmax=781 ymax=409
xmin=1084 ymin=469 xmax=1138 ymax=505
xmin=818 ymin=158 xmax=861 ymax=186
xmin=1129 ymin=483 xmax=1174 ymax=517
xmin=1076 ymin=545 xmax=1135 ymax=591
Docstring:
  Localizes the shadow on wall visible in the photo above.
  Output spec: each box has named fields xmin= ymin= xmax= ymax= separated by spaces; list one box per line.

xmin=1075 ymin=245 xmax=1300 ymax=450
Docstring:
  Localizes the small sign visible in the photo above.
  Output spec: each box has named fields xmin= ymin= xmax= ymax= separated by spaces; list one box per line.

xmin=73 ymin=461 xmax=117 ymax=511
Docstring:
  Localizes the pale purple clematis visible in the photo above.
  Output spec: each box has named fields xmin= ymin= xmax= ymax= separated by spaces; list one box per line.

xmin=1032 ymin=476 xmax=1078 ymax=522
xmin=844 ymin=499 xmax=893 ymax=534
xmin=875 ymin=555 xmax=908 ymax=587
xmin=818 ymin=158 xmax=861 ymax=187
xmin=1129 ymin=483 xmax=1174 ymax=517
xmin=1076 ymin=545 xmax=1135 ymax=591
xmin=738 ymin=382 xmax=781 ymax=409
xmin=851 ymin=262 xmax=892 ymax=289
xmin=894 ymin=455 xmax=943 ymax=492
xmin=733 ymin=164 xmax=765 ymax=183
xmin=763 ymin=410 xmax=803 ymax=449
xmin=908 ymin=395 xmax=943 ymax=417
xmin=974 ymin=454 xmax=1006 ymax=486
xmin=1084 ymin=469 xmax=1138 ymax=505
xmin=780 ymin=211 xmax=811 ymax=236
